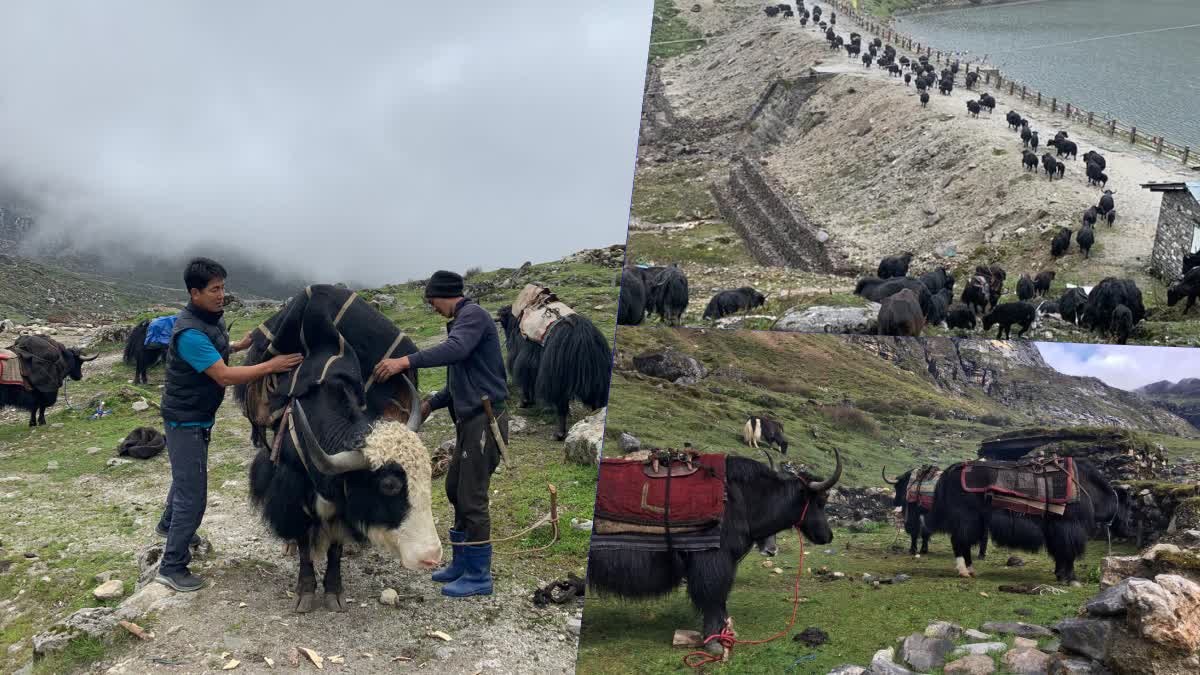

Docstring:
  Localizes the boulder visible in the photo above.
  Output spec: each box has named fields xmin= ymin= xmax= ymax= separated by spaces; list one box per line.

xmin=826 ymin=667 xmax=867 ymax=675
xmin=1086 ymin=580 xmax=1135 ymax=616
xmin=1002 ymin=649 xmax=1052 ymax=674
xmin=1013 ymin=637 xmax=1038 ymax=650
xmin=924 ymin=621 xmax=963 ymax=641
xmin=1047 ymin=655 xmax=1113 ymax=675
xmin=619 ymin=432 xmax=641 ymax=453
xmin=952 ymin=642 xmax=1007 ymax=657
xmin=1106 ymin=623 xmax=1200 ymax=675
xmin=869 ymin=646 xmax=917 ymax=675
xmin=32 ymin=607 xmax=118 ymax=655
xmin=901 ymin=633 xmax=954 ymax=671
xmin=963 ymin=629 xmax=992 ymax=640
xmin=92 ymin=580 xmax=124 ymax=600
xmin=371 ymin=293 xmax=396 ymax=308
xmin=773 ymin=305 xmax=879 ymax=335
xmin=1055 ymin=618 xmax=1113 ymax=661
xmin=1101 ymin=554 xmax=1148 ymax=588
xmin=508 ymin=416 xmax=529 ymax=434
xmin=943 ymin=654 xmax=996 ymax=675
xmin=1124 ymin=574 xmax=1200 ymax=652
xmin=980 ymin=621 xmax=1053 ymax=638
xmin=631 ymin=350 xmax=707 ymax=383
xmin=564 ymin=408 xmax=606 ymax=466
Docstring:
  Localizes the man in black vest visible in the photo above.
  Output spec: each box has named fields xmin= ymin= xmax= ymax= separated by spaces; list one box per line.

xmin=155 ymin=258 xmax=303 ymax=592
xmin=372 ymin=270 xmax=509 ymax=597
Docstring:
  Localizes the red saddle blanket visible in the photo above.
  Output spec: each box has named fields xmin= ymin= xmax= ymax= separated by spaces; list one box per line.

xmin=0 ymin=349 xmax=26 ymax=387
xmin=961 ymin=457 xmax=1078 ymax=516
xmin=595 ymin=453 xmax=726 ymax=528
xmin=905 ymin=466 xmax=941 ymax=510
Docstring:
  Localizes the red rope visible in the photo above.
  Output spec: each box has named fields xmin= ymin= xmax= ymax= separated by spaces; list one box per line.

xmin=683 ymin=500 xmax=811 ymax=668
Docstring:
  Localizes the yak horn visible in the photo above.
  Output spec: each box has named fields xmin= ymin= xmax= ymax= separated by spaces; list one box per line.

xmin=79 ymin=351 xmax=100 ymax=362
xmin=400 ymin=372 xmax=422 ymax=432
xmin=881 ymin=466 xmax=898 ymax=485
xmin=292 ymin=401 xmax=370 ymax=475
xmin=759 ymin=448 xmax=776 ymax=473
xmin=807 ymin=448 xmax=843 ymax=492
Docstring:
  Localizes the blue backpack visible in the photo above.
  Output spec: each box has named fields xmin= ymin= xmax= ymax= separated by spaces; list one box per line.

xmin=144 ymin=315 xmax=179 ymax=346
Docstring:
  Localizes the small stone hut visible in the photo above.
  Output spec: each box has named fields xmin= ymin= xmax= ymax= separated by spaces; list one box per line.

xmin=1144 ymin=181 xmax=1200 ymax=283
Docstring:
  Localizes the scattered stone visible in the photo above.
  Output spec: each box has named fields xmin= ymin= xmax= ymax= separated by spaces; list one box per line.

xmin=980 ymin=622 xmax=1053 ymax=638
xmin=93 ymin=580 xmax=124 ymax=600
xmin=631 ymin=350 xmax=707 ymax=383
xmin=1054 ymin=618 xmax=1112 ymax=662
xmin=1124 ymin=574 xmax=1200 ymax=651
xmin=32 ymin=607 xmax=118 ymax=655
xmin=1002 ymin=648 xmax=1051 ymax=674
xmin=893 ymin=574 xmax=911 ymax=584
xmin=848 ymin=519 xmax=872 ymax=533
xmin=952 ymin=642 xmax=1007 ymax=657
xmin=86 ymin=447 xmax=101 ymax=455
xmin=773 ymin=305 xmax=878 ymax=334
xmin=943 ymin=654 xmax=996 ymax=675
xmin=870 ymin=646 xmax=917 ymax=675
xmin=901 ymin=633 xmax=954 ymax=671
xmin=1046 ymin=654 xmax=1111 ymax=674
xmin=371 ymin=293 xmax=396 ymax=308
xmin=1013 ymin=637 xmax=1038 ymax=650
xmin=1085 ymin=579 xmax=1133 ymax=616
xmin=508 ymin=416 xmax=528 ymax=434
xmin=924 ymin=621 xmax=963 ymax=641
xmin=963 ymin=629 xmax=992 ymax=640
xmin=566 ymin=618 xmax=581 ymax=635
xmin=45 ymin=461 xmax=58 ymax=471
xmin=826 ymin=667 xmax=866 ymax=675
xmin=131 ymin=400 xmax=149 ymax=412
xmin=619 ymin=432 xmax=641 ymax=453
xmin=563 ymin=408 xmax=606 ymax=466
xmin=106 ymin=458 xmax=132 ymax=468
xmin=380 ymin=588 xmax=398 ymax=606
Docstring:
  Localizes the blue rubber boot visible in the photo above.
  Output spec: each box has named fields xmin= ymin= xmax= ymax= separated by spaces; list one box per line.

xmin=431 ymin=529 xmax=466 ymax=583
xmin=441 ymin=544 xmax=493 ymax=597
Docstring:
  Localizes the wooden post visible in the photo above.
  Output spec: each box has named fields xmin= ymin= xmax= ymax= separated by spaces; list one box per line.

xmin=997 ymin=74 xmax=1003 ymax=88
xmin=1008 ymin=81 xmax=1014 ymax=95
xmin=1021 ymin=85 xmax=1026 ymax=100
xmin=1065 ymin=103 xmax=1071 ymax=117
xmin=1184 ymin=146 xmax=1191 ymax=165
xmin=1051 ymin=97 xmax=1056 ymax=113
xmin=1156 ymin=136 xmax=1164 ymax=154
xmin=1087 ymin=111 xmax=1093 ymax=128
xmin=1110 ymin=119 xmax=1116 ymax=137
xmin=1037 ymin=92 xmax=1041 ymax=106
xmin=1130 ymin=126 xmax=1137 ymax=144
xmin=984 ymin=71 xmax=991 ymax=84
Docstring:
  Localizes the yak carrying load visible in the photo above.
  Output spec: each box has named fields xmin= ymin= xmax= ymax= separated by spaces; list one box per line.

xmin=235 ymin=284 xmax=442 ymax=614
xmin=1 ymin=334 xmax=97 ymax=427
xmin=882 ymin=464 xmax=989 ymax=558
xmin=497 ymin=283 xmax=611 ymax=440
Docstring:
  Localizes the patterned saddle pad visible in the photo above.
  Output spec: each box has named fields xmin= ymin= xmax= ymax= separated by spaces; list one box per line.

xmin=962 ymin=457 xmax=1078 ymax=516
xmin=0 ymin=349 xmax=26 ymax=387
xmin=905 ymin=465 xmax=941 ymax=510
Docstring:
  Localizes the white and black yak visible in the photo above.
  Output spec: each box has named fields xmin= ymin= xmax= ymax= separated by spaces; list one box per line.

xmin=587 ymin=449 xmax=842 ymax=655
xmin=1 ymin=335 xmax=98 ymax=426
xmin=882 ymin=466 xmax=987 ymax=558
xmin=496 ymin=284 xmax=611 ymax=441
xmin=702 ymin=287 xmax=766 ymax=321
xmin=237 ymin=284 xmax=442 ymax=613
xmin=617 ymin=267 xmax=647 ymax=326
xmin=742 ymin=414 xmax=788 ymax=454
xmin=927 ymin=458 xmax=1131 ymax=582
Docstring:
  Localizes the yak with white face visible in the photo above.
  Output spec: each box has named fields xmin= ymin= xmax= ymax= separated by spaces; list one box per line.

xmin=239 ymin=283 xmax=443 ymax=613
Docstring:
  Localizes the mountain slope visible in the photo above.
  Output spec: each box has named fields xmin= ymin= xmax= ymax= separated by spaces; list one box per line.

xmin=1137 ymin=378 xmax=1200 ymax=430
xmin=0 ymin=253 xmax=186 ymax=323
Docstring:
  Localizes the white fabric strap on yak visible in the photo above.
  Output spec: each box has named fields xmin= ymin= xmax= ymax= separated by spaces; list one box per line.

xmin=360 ymin=330 xmax=410 ymax=411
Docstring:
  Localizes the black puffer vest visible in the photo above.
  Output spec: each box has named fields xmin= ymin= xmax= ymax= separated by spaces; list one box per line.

xmin=160 ymin=303 xmax=230 ymax=424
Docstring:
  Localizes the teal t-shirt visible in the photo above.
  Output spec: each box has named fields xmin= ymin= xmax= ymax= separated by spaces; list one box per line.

xmin=167 ymin=329 xmax=223 ymax=429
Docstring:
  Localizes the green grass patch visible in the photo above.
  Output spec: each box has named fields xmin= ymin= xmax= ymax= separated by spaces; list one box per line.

xmin=630 ymin=163 xmax=721 ymax=224
xmin=649 ymin=0 xmax=706 ymax=62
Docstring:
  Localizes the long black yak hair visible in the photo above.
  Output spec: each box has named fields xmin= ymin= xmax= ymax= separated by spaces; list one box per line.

xmin=122 ymin=319 xmax=151 ymax=366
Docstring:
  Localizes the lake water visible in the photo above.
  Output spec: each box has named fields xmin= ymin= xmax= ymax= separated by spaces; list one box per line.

xmin=893 ymin=0 xmax=1200 ymax=149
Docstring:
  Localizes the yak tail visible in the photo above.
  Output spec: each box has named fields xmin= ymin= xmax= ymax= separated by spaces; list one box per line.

xmin=123 ymin=320 xmax=151 ymax=365
xmin=537 ymin=314 xmax=612 ymax=410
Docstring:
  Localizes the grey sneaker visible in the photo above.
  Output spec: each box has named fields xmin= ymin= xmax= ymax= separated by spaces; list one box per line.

xmin=155 ymin=524 xmax=201 ymax=547
xmin=155 ymin=569 xmax=205 ymax=592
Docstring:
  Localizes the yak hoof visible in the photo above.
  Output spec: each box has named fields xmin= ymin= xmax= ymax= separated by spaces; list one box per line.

xmin=967 ymin=566 xmax=977 ymax=577
xmin=705 ymin=640 xmax=725 ymax=657
xmin=553 ymin=431 xmax=567 ymax=441
xmin=324 ymin=592 xmax=349 ymax=612
xmin=293 ymin=592 xmax=316 ymax=613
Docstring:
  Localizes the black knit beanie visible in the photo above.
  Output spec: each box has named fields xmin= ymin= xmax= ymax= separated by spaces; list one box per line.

xmin=425 ymin=270 xmax=464 ymax=298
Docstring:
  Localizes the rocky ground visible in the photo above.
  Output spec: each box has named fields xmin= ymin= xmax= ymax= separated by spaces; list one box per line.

xmin=629 ymin=0 xmax=1200 ymax=346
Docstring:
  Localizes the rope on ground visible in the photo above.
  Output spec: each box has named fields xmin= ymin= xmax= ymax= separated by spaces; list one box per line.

xmin=457 ymin=483 xmax=563 ymax=556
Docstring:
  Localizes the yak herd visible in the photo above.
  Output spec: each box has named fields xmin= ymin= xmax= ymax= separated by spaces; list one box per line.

xmin=618 ymin=263 xmax=769 ymax=327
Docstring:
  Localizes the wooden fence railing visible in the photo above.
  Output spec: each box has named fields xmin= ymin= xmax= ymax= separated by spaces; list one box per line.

xmin=823 ymin=0 xmax=1198 ymax=169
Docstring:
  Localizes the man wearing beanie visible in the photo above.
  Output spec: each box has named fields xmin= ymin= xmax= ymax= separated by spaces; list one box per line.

xmin=372 ymin=269 xmax=510 ymax=598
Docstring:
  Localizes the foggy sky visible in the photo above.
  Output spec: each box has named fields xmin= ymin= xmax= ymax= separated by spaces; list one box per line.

xmin=1036 ymin=342 xmax=1200 ymax=391
xmin=0 ymin=2 xmax=651 ymax=286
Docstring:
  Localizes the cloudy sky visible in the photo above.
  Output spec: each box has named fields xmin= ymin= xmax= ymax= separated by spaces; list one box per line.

xmin=1037 ymin=342 xmax=1200 ymax=391
xmin=0 ymin=2 xmax=651 ymax=286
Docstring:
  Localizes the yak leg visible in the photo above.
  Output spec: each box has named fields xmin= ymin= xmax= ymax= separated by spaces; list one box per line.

xmin=293 ymin=538 xmax=317 ymax=613
xmin=686 ymin=553 xmax=735 ymax=656
xmin=756 ymin=534 xmax=778 ymax=557
xmin=952 ymin=535 xmax=976 ymax=578
xmin=323 ymin=542 xmax=348 ymax=612
xmin=554 ymin=400 xmax=569 ymax=442
xmin=978 ymin=532 xmax=988 ymax=560
xmin=38 ymin=406 xmax=47 ymax=426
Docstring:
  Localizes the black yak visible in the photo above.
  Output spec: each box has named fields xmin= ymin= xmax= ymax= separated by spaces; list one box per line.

xmin=234 ymin=285 xmax=443 ymax=613
xmin=1082 ymin=278 xmax=1145 ymax=335
xmin=1055 ymin=160 xmax=1065 ymax=180
xmin=1016 ymin=273 xmax=1035 ymax=301
xmin=1006 ymin=110 xmax=1023 ymax=131
xmin=587 ymin=450 xmax=842 ymax=655
xmin=1030 ymin=131 xmax=1039 ymax=151
xmin=1058 ymin=287 xmax=1089 ymax=325
xmin=927 ymin=458 xmax=1130 ymax=582
xmin=1086 ymin=162 xmax=1108 ymax=188
xmin=878 ymin=288 xmax=926 ymax=336
xmin=1082 ymin=150 xmax=1106 ymax=170
xmin=1 ymin=335 xmax=98 ymax=426
xmin=919 ymin=267 xmax=954 ymax=295
xmin=743 ymin=415 xmax=788 ymax=454
xmin=1021 ymin=125 xmax=1032 ymax=147
xmin=497 ymin=284 xmax=612 ymax=441
xmin=1023 ymin=150 xmax=1039 ymax=172
xmin=1082 ymin=206 xmax=1099 ymax=229
xmin=966 ymin=100 xmax=981 ymax=118
xmin=703 ymin=287 xmax=766 ymax=321
xmin=965 ymin=71 xmax=978 ymax=89
xmin=1111 ymin=304 xmax=1133 ymax=345
xmin=617 ymin=267 xmax=647 ymax=326
xmin=1098 ymin=190 xmax=1115 ymax=217
xmin=976 ymin=264 xmax=1007 ymax=309
xmin=646 ymin=264 xmax=689 ymax=327
xmin=1051 ymin=227 xmax=1072 ymax=258
xmin=1041 ymin=152 xmax=1056 ymax=177
xmin=1167 ymin=267 xmax=1200 ymax=315
xmin=877 ymin=252 xmax=914 ymax=279
xmin=946 ymin=302 xmax=977 ymax=330
xmin=919 ymin=91 xmax=930 ymax=108
xmin=982 ymin=301 xmax=1037 ymax=339
xmin=1055 ymin=138 xmax=1078 ymax=160
xmin=904 ymin=72 xmax=911 ymax=86
xmin=855 ymin=277 xmax=932 ymax=318
xmin=1034 ymin=270 xmax=1056 ymax=297
xmin=979 ymin=93 xmax=995 ymax=114
xmin=1077 ymin=224 xmax=1095 ymax=259
xmin=927 ymin=288 xmax=951 ymax=327
xmin=960 ymin=276 xmax=990 ymax=316
xmin=1185 ymin=251 xmax=1200 ymax=276
xmin=883 ymin=466 xmax=987 ymax=558
xmin=123 ymin=314 xmax=176 ymax=385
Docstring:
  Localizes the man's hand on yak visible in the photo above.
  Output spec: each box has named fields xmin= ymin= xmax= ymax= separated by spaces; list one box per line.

xmin=373 ymin=356 xmax=411 ymax=382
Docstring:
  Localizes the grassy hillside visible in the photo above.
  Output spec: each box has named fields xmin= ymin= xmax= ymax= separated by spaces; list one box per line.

xmin=0 ymin=249 xmax=619 ymax=674
xmin=577 ymin=327 xmax=1190 ymax=673
xmin=0 ymin=254 xmax=185 ymax=324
